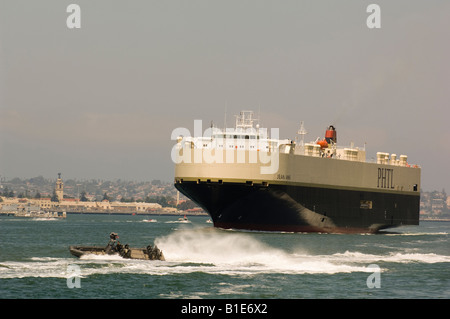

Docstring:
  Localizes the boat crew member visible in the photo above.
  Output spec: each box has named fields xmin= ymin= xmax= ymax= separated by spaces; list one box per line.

xmin=105 ymin=232 xmax=119 ymax=254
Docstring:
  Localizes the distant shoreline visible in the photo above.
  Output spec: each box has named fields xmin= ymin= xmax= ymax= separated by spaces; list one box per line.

xmin=420 ymin=218 xmax=450 ymax=222
xmin=65 ymin=211 xmax=208 ymax=216
xmin=0 ymin=210 xmax=208 ymax=217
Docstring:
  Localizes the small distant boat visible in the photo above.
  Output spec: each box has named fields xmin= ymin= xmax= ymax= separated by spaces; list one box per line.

xmin=178 ymin=215 xmax=189 ymax=222
xmin=143 ymin=219 xmax=157 ymax=223
xmin=206 ymin=219 xmax=212 ymax=223
xmin=13 ymin=211 xmax=66 ymax=219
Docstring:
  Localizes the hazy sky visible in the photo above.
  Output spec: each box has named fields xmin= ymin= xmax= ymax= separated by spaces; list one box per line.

xmin=0 ymin=1 xmax=449 ymax=191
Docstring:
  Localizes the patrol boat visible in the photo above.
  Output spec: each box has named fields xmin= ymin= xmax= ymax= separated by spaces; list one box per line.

xmin=69 ymin=232 xmax=165 ymax=260
xmin=173 ymin=111 xmax=421 ymax=233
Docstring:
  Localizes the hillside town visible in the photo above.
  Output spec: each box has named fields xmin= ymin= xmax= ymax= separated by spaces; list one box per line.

xmin=0 ymin=174 xmax=204 ymax=216
xmin=0 ymin=174 xmax=449 ymax=220
xmin=419 ymin=189 xmax=450 ymax=220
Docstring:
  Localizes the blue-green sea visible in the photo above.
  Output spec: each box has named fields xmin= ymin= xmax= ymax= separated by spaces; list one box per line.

xmin=0 ymin=214 xmax=449 ymax=299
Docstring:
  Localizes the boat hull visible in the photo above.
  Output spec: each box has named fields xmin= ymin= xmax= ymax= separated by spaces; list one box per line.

xmin=69 ymin=245 xmax=165 ymax=261
xmin=175 ymin=180 xmax=420 ymax=233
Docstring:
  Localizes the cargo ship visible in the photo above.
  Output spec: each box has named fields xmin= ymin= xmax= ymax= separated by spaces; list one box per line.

xmin=173 ymin=111 xmax=421 ymax=233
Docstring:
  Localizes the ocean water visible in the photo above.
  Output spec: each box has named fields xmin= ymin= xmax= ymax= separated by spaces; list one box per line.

xmin=0 ymin=214 xmax=448 ymax=299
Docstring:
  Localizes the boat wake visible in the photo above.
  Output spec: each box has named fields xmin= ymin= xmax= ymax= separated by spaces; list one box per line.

xmin=142 ymin=219 xmax=157 ymax=223
xmin=164 ymin=220 xmax=191 ymax=224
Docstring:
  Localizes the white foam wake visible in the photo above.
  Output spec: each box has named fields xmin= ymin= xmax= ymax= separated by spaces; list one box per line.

xmin=155 ymin=228 xmax=370 ymax=275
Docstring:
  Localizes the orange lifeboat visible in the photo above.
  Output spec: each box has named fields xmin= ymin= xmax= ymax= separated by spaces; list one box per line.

xmin=317 ymin=139 xmax=328 ymax=149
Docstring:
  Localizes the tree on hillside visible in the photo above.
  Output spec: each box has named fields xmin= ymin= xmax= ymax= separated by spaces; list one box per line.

xmin=80 ymin=191 xmax=89 ymax=202
xmin=177 ymin=200 xmax=198 ymax=211
xmin=1 ymin=186 xmax=14 ymax=198
xmin=102 ymin=192 xmax=110 ymax=201
xmin=51 ymin=190 xmax=59 ymax=202
xmin=144 ymin=195 xmax=174 ymax=207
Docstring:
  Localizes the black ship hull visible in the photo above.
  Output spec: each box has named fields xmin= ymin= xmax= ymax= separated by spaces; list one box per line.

xmin=175 ymin=180 xmax=419 ymax=233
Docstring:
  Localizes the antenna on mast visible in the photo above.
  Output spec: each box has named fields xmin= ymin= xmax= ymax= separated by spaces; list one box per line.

xmin=224 ymin=103 xmax=227 ymax=130
xmin=297 ymin=121 xmax=307 ymax=146
xmin=258 ymin=104 xmax=261 ymax=128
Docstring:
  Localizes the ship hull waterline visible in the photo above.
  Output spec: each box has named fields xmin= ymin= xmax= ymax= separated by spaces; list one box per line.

xmin=175 ymin=180 xmax=420 ymax=234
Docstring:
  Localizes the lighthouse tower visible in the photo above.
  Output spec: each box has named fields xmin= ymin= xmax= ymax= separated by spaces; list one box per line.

xmin=55 ymin=173 xmax=64 ymax=201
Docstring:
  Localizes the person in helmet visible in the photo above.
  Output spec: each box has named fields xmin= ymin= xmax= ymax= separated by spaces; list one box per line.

xmin=105 ymin=232 xmax=119 ymax=254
